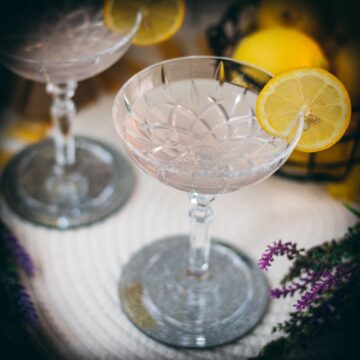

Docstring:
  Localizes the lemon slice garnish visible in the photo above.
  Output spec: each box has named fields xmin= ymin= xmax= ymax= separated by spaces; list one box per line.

xmin=104 ymin=0 xmax=185 ymax=46
xmin=256 ymin=67 xmax=351 ymax=152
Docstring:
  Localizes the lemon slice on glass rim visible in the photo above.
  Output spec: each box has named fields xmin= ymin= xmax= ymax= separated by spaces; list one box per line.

xmin=256 ymin=67 xmax=351 ymax=152
xmin=103 ymin=0 xmax=185 ymax=46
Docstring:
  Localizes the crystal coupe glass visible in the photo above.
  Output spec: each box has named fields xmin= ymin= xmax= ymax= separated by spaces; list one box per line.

xmin=113 ymin=57 xmax=303 ymax=348
xmin=0 ymin=1 xmax=141 ymax=228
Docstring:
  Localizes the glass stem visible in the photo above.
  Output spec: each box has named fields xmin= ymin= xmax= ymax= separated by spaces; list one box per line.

xmin=188 ymin=193 xmax=215 ymax=278
xmin=46 ymin=81 xmax=77 ymax=169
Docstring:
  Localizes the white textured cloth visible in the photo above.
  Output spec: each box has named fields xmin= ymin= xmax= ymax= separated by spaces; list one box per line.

xmin=2 ymin=95 xmax=357 ymax=359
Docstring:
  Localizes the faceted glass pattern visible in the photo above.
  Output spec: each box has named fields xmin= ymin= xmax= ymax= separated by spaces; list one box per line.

xmin=114 ymin=57 xmax=302 ymax=194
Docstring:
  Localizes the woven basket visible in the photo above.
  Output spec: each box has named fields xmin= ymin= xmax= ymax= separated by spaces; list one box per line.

xmin=206 ymin=0 xmax=360 ymax=182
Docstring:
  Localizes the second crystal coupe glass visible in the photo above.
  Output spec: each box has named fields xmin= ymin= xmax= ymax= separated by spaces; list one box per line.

xmin=113 ymin=56 xmax=303 ymax=348
xmin=0 ymin=1 xmax=141 ymax=228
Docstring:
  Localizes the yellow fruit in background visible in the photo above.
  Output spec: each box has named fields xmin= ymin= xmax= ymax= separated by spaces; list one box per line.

xmin=328 ymin=165 xmax=360 ymax=204
xmin=232 ymin=28 xmax=328 ymax=75
xmin=333 ymin=41 xmax=360 ymax=105
xmin=104 ymin=0 xmax=185 ymax=46
xmin=289 ymin=150 xmax=309 ymax=163
xmin=257 ymin=0 xmax=321 ymax=38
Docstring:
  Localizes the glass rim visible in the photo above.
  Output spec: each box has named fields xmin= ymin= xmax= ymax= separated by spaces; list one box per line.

xmin=113 ymin=56 xmax=304 ymax=179
xmin=120 ymin=55 xmax=275 ymax=89
xmin=0 ymin=11 xmax=142 ymax=67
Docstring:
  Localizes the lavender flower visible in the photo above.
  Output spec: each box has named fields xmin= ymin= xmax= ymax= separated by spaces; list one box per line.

xmin=252 ymin=221 xmax=360 ymax=358
xmin=1 ymin=223 xmax=35 ymax=276
xmin=12 ymin=283 xmax=38 ymax=324
xmin=295 ymin=265 xmax=352 ymax=311
xmin=294 ymin=271 xmax=335 ymax=311
xmin=258 ymin=240 xmax=303 ymax=271
xmin=269 ymin=263 xmax=352 ymax=311
xmin=270 ymin=271 xmax=318 ymax=299
xmin=259 ymin=238 xmax=354 ymax=313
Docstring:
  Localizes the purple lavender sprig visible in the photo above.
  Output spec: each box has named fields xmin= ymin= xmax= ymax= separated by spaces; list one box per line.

xmin=11 ymin=283 xmax=38 ymax=324
xmin=0 ymin=221 xmax=38 ymax=324
xmin=258 ymin=240 xmax=304 ymax=271
xmin=263 ymin=242 xmax=353 ymax=311
xmin=252 ymin=222 xmax=360 ymax=359
xmin=270 ymin=270 xmax=318 ymax=299
xmin=259 ymin=240 xmax=354 ymax=312
xmin=1 ymin=222 xmax=35 ymax=276
xmin=294 ymin=264 xmax=352 ymax=311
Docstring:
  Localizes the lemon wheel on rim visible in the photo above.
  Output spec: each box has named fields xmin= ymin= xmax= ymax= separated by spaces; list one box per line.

xmin=256 ymin=67 xmax=351 ymax=153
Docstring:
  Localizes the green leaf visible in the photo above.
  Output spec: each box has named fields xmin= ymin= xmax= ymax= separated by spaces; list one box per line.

xmin=343 ymin=203 xmax=360 ymax=218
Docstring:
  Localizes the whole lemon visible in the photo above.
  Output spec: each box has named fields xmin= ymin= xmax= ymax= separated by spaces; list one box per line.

xmin=257 ymin=0 xmax=321 ymax=38
xmin=232 ymin=27 xmax=328 ymax=75
xmin=333 ymin=41 xmax=360 ymax=105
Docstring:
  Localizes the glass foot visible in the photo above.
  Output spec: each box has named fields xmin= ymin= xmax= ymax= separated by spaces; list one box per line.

xmin=120 ymin=236 xmax=269 ymax=348
xmin=2 ymin=137 xmax=134 ymax=229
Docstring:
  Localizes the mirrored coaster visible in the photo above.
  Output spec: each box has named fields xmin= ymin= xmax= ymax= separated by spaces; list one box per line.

xmin=2 ymin=137 xmax=134 ymax=229
xmin=120 ymin=236 xmax=269 ymax=348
